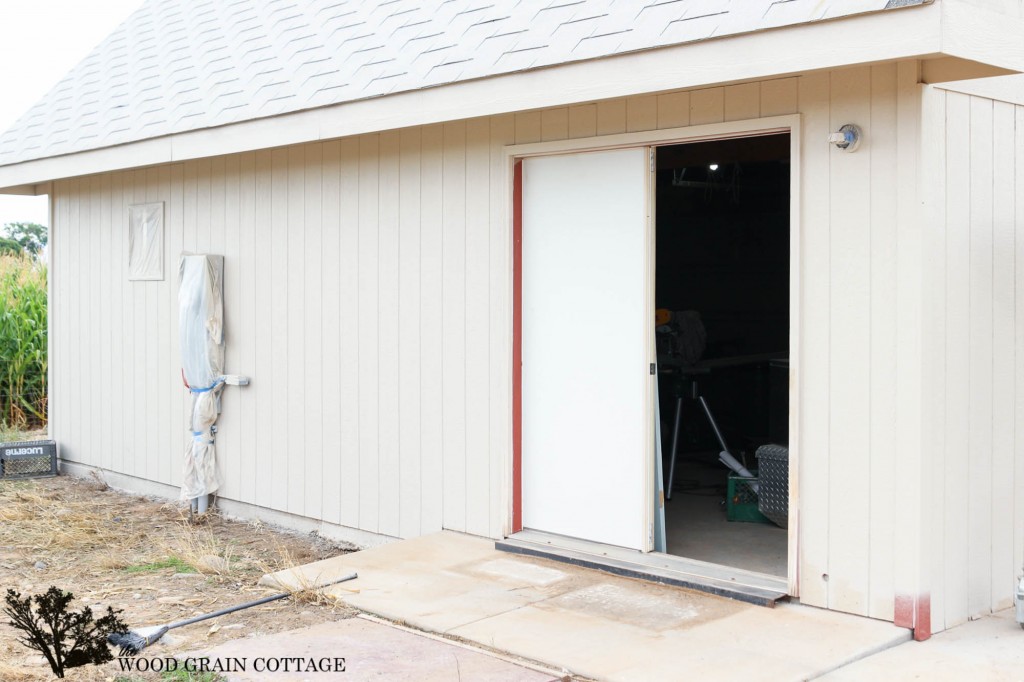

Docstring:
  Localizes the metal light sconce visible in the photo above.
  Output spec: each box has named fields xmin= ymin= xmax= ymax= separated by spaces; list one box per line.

xmin=828 ymin=124 xmax=862 ymax=152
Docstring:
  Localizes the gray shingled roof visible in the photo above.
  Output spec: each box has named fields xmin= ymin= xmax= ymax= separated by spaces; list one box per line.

xmin=0 ymin=0 xmax=926 ymax=167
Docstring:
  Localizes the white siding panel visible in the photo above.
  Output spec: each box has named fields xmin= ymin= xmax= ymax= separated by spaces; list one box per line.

xmin=943 ymin=92 xmax=972 ymax=629
xmin=868 ymin=63 xmax=898 ymax=622
xmin=892 ymin=61 xmax=925 ymax=634
xmin=131 ymin=170 xmax=147 ymax=479
xmin=967 ymin=96 xmax=994 ymax=620
xmin=442 ymin=121 xmax=468 ymax=534
xmin=215 ymin=157 xmax=236 ymax=499
xmin=760 ymin=78 xmax=799 ymax=117
xmin=236 ymin=153 xmax=257 ymax=505
xmin=827 ymin=66 xmax=872 ymax=615
xmin=797 ymin=71 xmax=831 ymax=610
xmin=85 ymin=176 xmax=100 ymax=475
xmin=419 ymin=125 xmax=445 ymax=534
xmin=253 ymin=151 xmax=274 ymax=508
xmin=656 ymin=92 xmax=689 ymax=129
xmin=568 ymin=105 xmax=597 ymax=139
xmin=515 ymin=112 xmax=541 ymax=145
xmin=98 ymin=174 xmax=113 ymax=474
xmin=724 ymin=83 xmax=760 ymax=122
xmin=991 ymin=101 xmax=1016 ymax=613
xmin=398 ymin=128 xmax=423 ymax=539
xmin=321 ymin=141 xmax=343 ymax=523
xmin=287 ymin=146 xmax=307 ymax=515
xmin=358 ymin=136 xmax=381 ymax=533
xmin=378 ymin=132 xmax=401 ymax=538
xmin=920 ymin=87 xmax=1024 ymax=632
xmin=465 ymin=118 xmax=492 ymax=537
xmin=596 ymin=100 xmax=626 ymax=136
xmin=1015 ymin=106 xmax=1024 ymax=630
xmin=337 ymin=138 xmax=362 ymax=529
xmin=269 ymin=149 xmax=290 ymax=511
xmin=626 ymin=95 xmax=657 ymax=132
xmin=920 ymin=85 xmax=948 ymax=631
xmin=304 ymin=143 xmax=325 ymax=522
xmin=66 ymin=178 xmax=81 ymax=466
xmin=158 ymin=165 xmax=175 ymax=490
xmin=541 ymin=108 xmax=569 ymax=142
xmin=690 ymin=87 xmax=725 ymax=125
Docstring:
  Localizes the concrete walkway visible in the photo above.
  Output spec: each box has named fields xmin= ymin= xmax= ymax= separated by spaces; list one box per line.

xmin=820 ymin=607 xmax=1024 ymax=681
xmin=265 ymin=531 xmax=911 ymax=681
xmin=186 ymin=617 xmax=561 ymax=681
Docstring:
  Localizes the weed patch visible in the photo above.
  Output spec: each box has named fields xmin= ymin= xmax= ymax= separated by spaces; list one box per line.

xmin=124 ymin=557 xmax=196 ymax=574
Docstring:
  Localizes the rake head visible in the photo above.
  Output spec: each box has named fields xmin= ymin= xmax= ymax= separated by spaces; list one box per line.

xmin=107 ymin=625 xmax=169 ymax=656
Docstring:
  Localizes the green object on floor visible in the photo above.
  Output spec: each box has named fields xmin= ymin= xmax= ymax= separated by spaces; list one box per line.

xmin=726 ymin=472 xmax=772 ymax=524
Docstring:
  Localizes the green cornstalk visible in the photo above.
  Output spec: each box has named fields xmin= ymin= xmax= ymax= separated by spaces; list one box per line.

xmin=0 ymin=254 xmax=47 ymax=431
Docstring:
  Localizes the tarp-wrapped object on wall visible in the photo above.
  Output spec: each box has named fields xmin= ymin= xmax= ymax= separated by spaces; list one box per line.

xmin=179 ymin=254 xmax=225 ymax=502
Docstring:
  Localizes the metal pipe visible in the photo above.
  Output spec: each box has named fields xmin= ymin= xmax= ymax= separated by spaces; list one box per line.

xmin=698 ymin=396 xmax=730 ymax=454
xmin=666 ymin=397 xmax=683 ymax=500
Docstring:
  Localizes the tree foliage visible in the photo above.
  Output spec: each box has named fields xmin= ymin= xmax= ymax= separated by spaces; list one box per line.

xmin=0 ymin=222 xmax=47 ymax=257
xmin=3 ymin=587 xmax=127 ymax=678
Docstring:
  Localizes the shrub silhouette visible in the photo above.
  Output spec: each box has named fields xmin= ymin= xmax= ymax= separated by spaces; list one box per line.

xmin=3 ymin=586 xmax=127 ymax=678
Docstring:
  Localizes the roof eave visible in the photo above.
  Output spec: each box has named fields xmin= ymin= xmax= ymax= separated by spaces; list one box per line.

xmin=2 ymin=0 xmax=1016 ymax=193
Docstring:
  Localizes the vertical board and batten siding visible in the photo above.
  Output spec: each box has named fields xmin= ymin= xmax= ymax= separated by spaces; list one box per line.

xmin=52 ymin=65 xmax=918 ymax=620
xmin=795 ymin=63 xmax=922 ymax=622
xmin=921 ymin=85 xmax=1024 ymax=633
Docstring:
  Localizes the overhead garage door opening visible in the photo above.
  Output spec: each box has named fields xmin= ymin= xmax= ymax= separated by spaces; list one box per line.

xmin=655 ymin=133 xmax=791 ymax=577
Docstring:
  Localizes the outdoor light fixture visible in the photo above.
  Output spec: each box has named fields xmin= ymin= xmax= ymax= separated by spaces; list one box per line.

xmin=709 ymin=163 xmax=719 ymax=171
xmin=828 ymin=124 xmax=862 ymax=152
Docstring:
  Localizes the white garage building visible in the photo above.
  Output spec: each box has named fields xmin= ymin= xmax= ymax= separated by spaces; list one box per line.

xmin=1 ymin=0 xmax=1023 ymax=641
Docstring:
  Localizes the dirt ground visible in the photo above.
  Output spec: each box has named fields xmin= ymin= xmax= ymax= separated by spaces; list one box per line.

xmin=0 ymin=474 xmax=356 ymax=681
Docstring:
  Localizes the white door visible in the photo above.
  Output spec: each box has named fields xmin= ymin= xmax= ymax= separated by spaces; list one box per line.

xmin=521 ymin=148 xmax=650 ymax=550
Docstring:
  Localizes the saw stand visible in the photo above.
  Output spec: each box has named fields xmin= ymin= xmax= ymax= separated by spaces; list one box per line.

xmin=663 ymin=372 xmax=734 ymax=501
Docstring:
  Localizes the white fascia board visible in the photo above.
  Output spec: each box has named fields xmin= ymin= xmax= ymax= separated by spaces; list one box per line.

xmin=0 ymin=2 xmax=956 ymax=192
xmin=1 ymin=184 xmax=41 ymax=195
xmin=0 ymin=136 xmax=172 ymax=194
xmin=939 ymin=0 xmax=1024 ymax=73
xmin=933 ymin=73 xmax=1024 ymax=106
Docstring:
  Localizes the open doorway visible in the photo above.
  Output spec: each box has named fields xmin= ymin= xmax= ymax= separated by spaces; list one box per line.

xmin=654 ymin=134 xmax=790 ymax=577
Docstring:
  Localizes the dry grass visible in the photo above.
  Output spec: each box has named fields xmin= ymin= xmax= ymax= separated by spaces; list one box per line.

xmin=0 ymin=660 xmax=39 ymax=682
xmin=161 ymin=515 xmax=236 ymax=576
xmin=254 ymin=539 xmax=345 ymax=608
xmin=0 ymin=476 xmax=356 ymax=681
xmin=0 ymin=483 xmax=148 ymax=557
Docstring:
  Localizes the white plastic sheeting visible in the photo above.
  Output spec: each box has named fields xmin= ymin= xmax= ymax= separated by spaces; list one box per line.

xmin=128 ymin=202 xmax=164 ymax=280
xmin=179 ymin=254 xmax=225 ymax=501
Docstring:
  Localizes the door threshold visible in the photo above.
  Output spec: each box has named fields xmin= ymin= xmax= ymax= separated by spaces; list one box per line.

xmin=496 ymin=529 xmax=789 ymax=607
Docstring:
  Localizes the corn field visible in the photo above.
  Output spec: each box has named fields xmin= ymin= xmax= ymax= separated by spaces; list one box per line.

xmin=0 ymin=254 xmax=47 ymax=430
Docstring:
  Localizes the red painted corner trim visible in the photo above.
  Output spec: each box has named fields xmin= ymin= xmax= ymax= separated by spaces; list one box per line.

xmin=894 ymin=594 xmax=914 ymax=629
xmin=914 ymin=594 xmax=931 ymax=641
xmin=511 ymin=159 xmax=523 ymax=533
xmin=895 ymin=593 xmax=931 ymax=641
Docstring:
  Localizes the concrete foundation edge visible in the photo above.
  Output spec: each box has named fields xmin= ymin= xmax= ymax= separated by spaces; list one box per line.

xmin=57 ymin=458 xmax=397 ymax=550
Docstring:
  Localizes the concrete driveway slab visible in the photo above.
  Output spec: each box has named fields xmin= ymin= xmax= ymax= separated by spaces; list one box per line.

xmin=184 ymin=617 xmax=560 ymax=682
xmin=265 ymin=531 xmax=912 ymax=682
xmin=820 ymin=608 xmax=1024 ymax=681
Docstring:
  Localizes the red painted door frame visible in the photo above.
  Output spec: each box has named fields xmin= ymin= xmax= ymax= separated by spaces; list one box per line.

xmin=511 ymin=159 xmax=523 ymax=533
